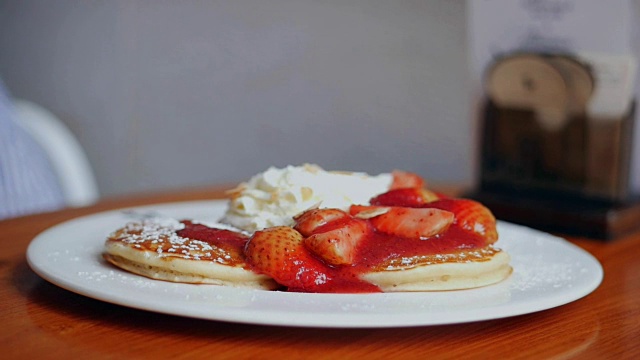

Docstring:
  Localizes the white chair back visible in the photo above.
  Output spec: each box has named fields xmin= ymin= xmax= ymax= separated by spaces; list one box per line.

xmin=13 ymin=99 xmax=99 ymax=207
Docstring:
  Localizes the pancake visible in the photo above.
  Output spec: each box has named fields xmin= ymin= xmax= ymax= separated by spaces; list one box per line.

xmin=103 ymin=218 xmax=278 ymax=290
xmin=103 ymin=167 xmax=512 ymax=293
xmin=360 ymin=247 xmax=512 ymax=292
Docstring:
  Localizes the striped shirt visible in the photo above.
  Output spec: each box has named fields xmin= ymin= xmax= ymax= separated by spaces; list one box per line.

xmin=0 ymin=80 xmax=65 ymax=219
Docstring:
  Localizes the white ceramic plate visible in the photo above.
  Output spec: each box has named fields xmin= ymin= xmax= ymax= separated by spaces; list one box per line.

xmin=26 ymin=200 xmax=603 ymax=328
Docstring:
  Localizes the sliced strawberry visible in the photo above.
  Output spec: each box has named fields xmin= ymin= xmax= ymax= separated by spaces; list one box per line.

xmin=390 ymin=170 xmax=425 ymax=189
xmin=303 ymin=218 xmax=368 ymax=265
xmin=245 ymin=226 xmax=331 ymax=291
xmin=424 ymin=199 xmax=498 ymax=243
xmin=293 ymin=208 xmax=350 ymax=237
xmin=370 ymin=188 xmax=440 ymax=207
xmin=351 ymin=205 xmax=454 ymax=239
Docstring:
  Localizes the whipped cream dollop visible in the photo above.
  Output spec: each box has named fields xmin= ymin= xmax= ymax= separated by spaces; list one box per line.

xmin=220 ymin=164 xmax=393 ymax=232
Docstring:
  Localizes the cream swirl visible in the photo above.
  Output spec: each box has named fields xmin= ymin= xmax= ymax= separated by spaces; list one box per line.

xmin=220 ymin=164 xmax=392 ymax=232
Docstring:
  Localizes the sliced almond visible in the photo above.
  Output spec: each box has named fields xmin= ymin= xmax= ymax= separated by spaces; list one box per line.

xmin=354 ymin=207 xmax=391 ymax=219
xmin=301 ymin=186 xmax=314 ymax=202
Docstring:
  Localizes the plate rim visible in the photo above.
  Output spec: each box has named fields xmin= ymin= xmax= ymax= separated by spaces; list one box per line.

xmin=26 ymin=200 xmax=604 ymax=328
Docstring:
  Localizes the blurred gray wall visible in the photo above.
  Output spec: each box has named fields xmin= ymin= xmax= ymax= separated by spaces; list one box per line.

xmin=0 ymin=0 xmax=472 ymax=197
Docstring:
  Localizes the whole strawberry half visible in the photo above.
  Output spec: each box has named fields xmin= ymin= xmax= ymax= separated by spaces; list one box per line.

xmin=245 ymin=226 xmax=331 ymax=291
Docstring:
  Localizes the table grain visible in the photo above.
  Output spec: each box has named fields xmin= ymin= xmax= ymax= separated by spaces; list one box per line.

xmin=1 ymin=187 xmax=639 ymax=359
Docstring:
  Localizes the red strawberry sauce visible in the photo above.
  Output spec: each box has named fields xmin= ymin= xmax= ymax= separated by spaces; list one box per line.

xmin=174 ymin=207 xmax=489 ymax=293
xmin=287 ymin=222 xmax=487 ymax=293
xmin=177 ymin=221 xmax=248 ymax=248
xmin=353 ymin=225 xmax=486 ymax=271
xmin=176 ymin=221 xmax=248 ymax=266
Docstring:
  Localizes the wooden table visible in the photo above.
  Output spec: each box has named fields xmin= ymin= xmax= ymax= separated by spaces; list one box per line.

xmin=2 ymin=187 xmax=639 ymax=359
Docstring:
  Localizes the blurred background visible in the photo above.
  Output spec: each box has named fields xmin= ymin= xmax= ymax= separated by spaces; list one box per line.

xmin=0 ymin=0 xmax=472 ymax=199
xmin=2 ymin=0 xmax=640 ymax=233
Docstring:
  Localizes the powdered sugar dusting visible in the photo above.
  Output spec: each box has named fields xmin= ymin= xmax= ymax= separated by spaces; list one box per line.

xmin=498 ymin=223 xmax=601 ymax=295
xmin=109 ymin=218 xmax=186 ymax=244
xmin=106 ymin=218 xmax=244 ymax=265
xmin=510 ymin=260 xmax=575 ymax=291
